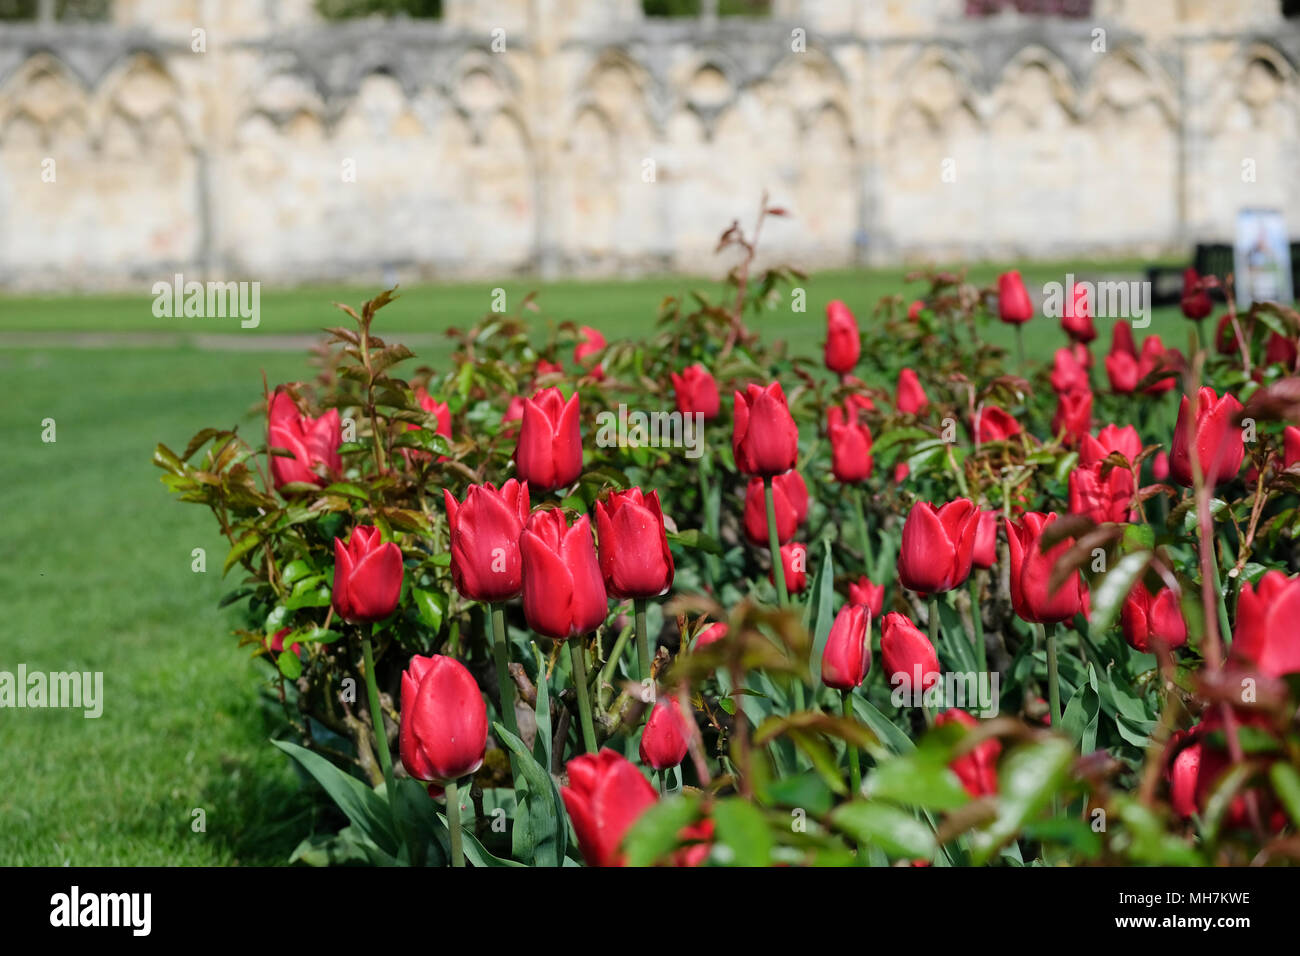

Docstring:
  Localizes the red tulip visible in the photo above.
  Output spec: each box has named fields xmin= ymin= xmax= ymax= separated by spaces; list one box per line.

xmin=934 ymin=709 xmax=1000 ymax=797
xmin=1138 ymin=336 xmax=1181 ymax=395
xmin=1051 ymin=388 xmax=1092 ymax=447
xmin=1215 ymin=313 xmax=1241 ymax=355
xmin=972 ymin=510 xmax=998 ymax=569
xmin=694 ymin=622 xmax=728 ymax=650
xmin=332 ymin=525 xmax=403 ymax=623
xmin=639 ymin=698 xmax=692 ymax=770
xmin=773 ymin=542 xmax=808 ymax=593
xmin=399 ymin=654 xmax=488 ymax=783
xmin=1105 ymin=321 xmax=1140 ymax=394
xmin=973 ymin=404 xmax=1020 ymax=443
xmin=561 ymin=749 xmax=657 ymax=867
xmin=1120 ymin=581 xmax=1188 ymax=653
xmin=1049 ymin=347 xmax=1090 ymax=395
xmin=1061 ymin=282 xmax=1096 ymax=343
xmin=536 ymin=358 xmax=564 ymax=377
xmin=515 ymin=387 xmax=582 ymax=490
xmin=1180 ymin=267 xmax=1212 ymax=320
xmin=907 ymin=300 xmax=924 ymax=321
xmin=827 ymin=393 xmax=874 ymax=429
xmin=780 ymin=469 xmax=810 ymax=524
xmin=743 ymin=475 xmax=798 ymax=546
xmin=1068 ymin=460 xmax=1134 ymax=525
xmin=1231 ymin=571 xmax=1300 ymax=677
xmin=997 ymin=270 xmax=1034 ymax=325
xmin=595 ymin=488 xmax=674 ymax=599
xmin=445 ymin=480 xmax=530 ymax=603
xmin=574 ymin=325 xmax=606 ymax=365
xmin=670 ymin=364 xmax=720 ymax=419
xmin=1285 ymin=426 xmax=1300 ymax=469
xmin=824 ymin=299 xmax=861 ymax=374
xmin=501 ymin=395 xmax=526 ymax=430
xmin=1266 ymin=332 xmax=1297 ymax=369
xmin=1072 ymin=341 xmax=1093 ymax=370
xmin=829 ymin=416 xmax=873 ymax=483
xmin=1079 ymin=424 xmax=1141 ymax=466
xmin=897 ymin=499 xmax=979 ymax=595
xmin=404 ymin=386 xmax=451 ymax=464
xmin=732 ymin=383 xmax=799 ymax=477
xmin=880 ymin=612 xmax=939 ymax=692
xmin=1169 ymin=386 xmax=1244 ymax=487
xmin=267 ymin=627 xmax=302 ymax=658
xmin=520 ymin=509 xmax=608 ymax=640
xmin=1005 ymin=512 xmax=1086 ymax=624
xmin=1152 ymin=449 xmax=1170 ymax=481
xmin=895 ymin=368 xmax=929 ymax=415
xmin=820 ymin=604 xmax=871 ymax=691
xmin=267 ymin=387 xmax=341 ymax=489
xmin=1167 ymin=712 xmax=1287 ymax=830
xmin=847 ymin=576 xmax=884 ymax=618
xmin=893 ymin=462 xmax=910 ymax=484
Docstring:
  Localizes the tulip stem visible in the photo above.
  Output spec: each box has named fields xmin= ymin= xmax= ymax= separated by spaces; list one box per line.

xmin=445 ymin=780 xmax=465 ymax=868
xmin=764 ymin=476 xmax=789 ymax=607
xmin=852 ymin=487 xmax=872 ymax=572
xmin=842 ymin=691 xmax=861 ymax=797
xmin=1043 ymin=623 xmax=1061 ymax=729
xmin=570 ymin=639 xmax=598 ymax=755
xmin=1015 ymin=323 xmax=1026 ymax=372
xmin=490 ymin=605 xmax=519 ymax=741
xmin=1206 ymin=538 xmax=1233 ymax=647
xmin=634 ymin=598 xmax=652 ymax=689
xmin=969 ymin=574 xmax=987 ymax=676
xmin=360 ymin=626 xmax=394 ymax=787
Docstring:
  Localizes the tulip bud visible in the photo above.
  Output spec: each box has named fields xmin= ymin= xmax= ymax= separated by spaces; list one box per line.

xmin=403 ymin=385 xmax=451 ymax=466
xmin=880 ymin=612 xmax=939 ymax=693
xmin=516 ymin=387 xmax=582 ymax=490
xmin=824 ymin=299 xmax=861 ymax=374
xmin=1067 ymin=461 xmax=1134 ymax=525
xmin=669 ymin=364 xmax=720 ymax=420
xmin=1169 ymin=386 xmax=1245 ymax=488
xmin=595 ymin=488 xmax=674 ymax=599
xmin=1180 ymin=267 xmax=1213 ymax=320
xmin=847 ymin=576 xmax=884 ymax=618
xmin=1005 ymin=512 xmax=1086 ymax=624
xmin=332 ymin=525 xmax=403 ymax=624
xmin=972 ymin=404 xmax=1020 ymax=444
xmin=897 ymin=499 xmax=979 ymax=595
xmin=573 ymin=325 xmax=606 ymax=365
xmin=694 ymin=622 xmax=727 ymax=650
xmin=829 ymin=417 xmax=873 ymax=483
xmin=1138 ymin=336 xmax=1181 ymax=395
xmin=1049 ymin=347 xmax=1090 ymax=396
xmin=1079 ymin=424 xmax=1142 ymax=466
xmin=561 ymin=749 xmax=658 ymax=867
xmin=267 ymin=387 xmax=342 ymax=490
xmin=1120 ymin=581 xmax=1188 ymax=653
xmin=445 ymin=480 xmax=530 ymax=603
xmin=1285 ymin=426 xmax=1300 ymax=469
xmin=907 ymin=300 xmax=924 ymax=321
xmin=820 ymin=604 xmax=871 ymax=691
xmin=1051 ymin=388 xmax=1093 ymax=447
xmin=934 ymin=709 xmax=1000 ymax=797
xmin=1230 ymin=571 xmax=1300 ymax=677
xmin=997 ymin=270 xmax=1034 ymax=325
xmin=732 ymin=382 xmax=799 ymax=477
xmin=773 ymin=542 xmax=808 ymax=593
xmin=1061 ymin=282 xmax=1096 ymax=343
xmin=826 ymin=393 xmax=874 ymax=429
xmin=399 ymin=654 xmax=488 ymax=784
xmin=520 ymin=509 xmax=608 ymax=640
xmin=895 ymin=368 xmax=929 ymax=415
xmin=1105 ymin=321 xmax=1139 ymax=394
xmin=639 ymin=698 xmax=691 ymax=770
xmin=1266 ymin=332 xmax=1297 ymax=369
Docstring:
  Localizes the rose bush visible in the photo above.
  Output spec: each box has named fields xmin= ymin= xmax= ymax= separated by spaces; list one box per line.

xmin=155 ymin=209 xmax=1300 ymax=867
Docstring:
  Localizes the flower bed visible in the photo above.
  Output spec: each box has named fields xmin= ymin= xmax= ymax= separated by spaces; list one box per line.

xmin=154 ymin=214 xmax=1300 ymax=867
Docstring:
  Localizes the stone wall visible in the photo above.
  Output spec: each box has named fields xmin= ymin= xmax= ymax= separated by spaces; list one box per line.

xmin=1 ymin=0 xmax=1299 ymax=289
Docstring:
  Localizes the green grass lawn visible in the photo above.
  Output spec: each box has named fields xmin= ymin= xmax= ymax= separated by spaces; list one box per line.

xmin=0 ymin=261 xmax=1184 ymax=864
